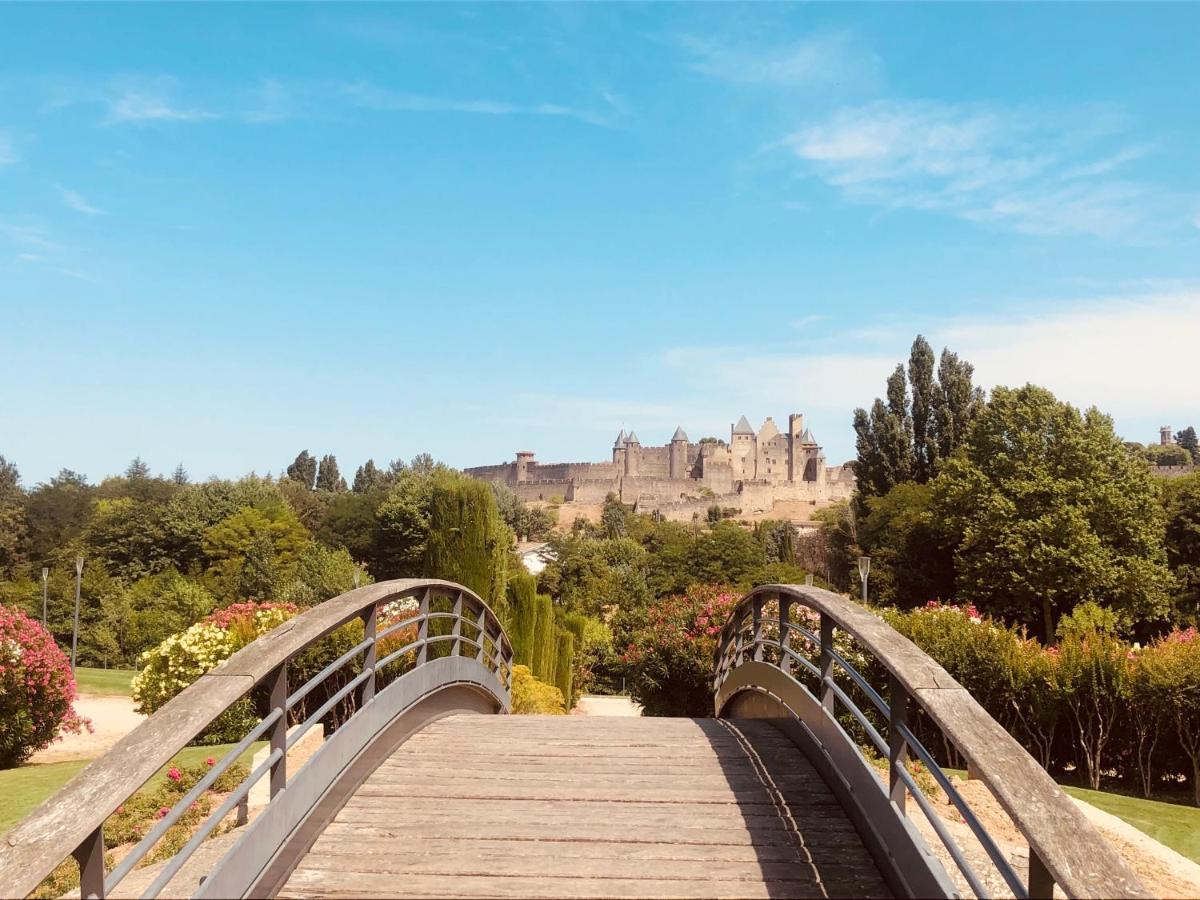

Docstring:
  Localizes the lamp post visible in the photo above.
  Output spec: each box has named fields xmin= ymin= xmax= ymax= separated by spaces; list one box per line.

xmin=41 ymin=567 xmax=49 ymax=629
xmin=71 ymin=555 xmax=84 ymax=671
xmin=353 ymin=568 xmax=361 ymax=589
xmin=857 ymin=556 xmax=871 ymax=604
xmin=805 ymin=573 xmax=814 ymax=587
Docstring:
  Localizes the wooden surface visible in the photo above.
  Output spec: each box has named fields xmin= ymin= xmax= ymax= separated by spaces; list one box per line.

xmin=279 ymin=715 xmax=890 ymax=899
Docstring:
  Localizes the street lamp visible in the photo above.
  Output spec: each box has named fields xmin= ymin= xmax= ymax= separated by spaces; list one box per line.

xmin=41 ymin=567 xmax=49 ymax=628
xmin=71 ymin=556 xmax=84 ymax=671
xmin=857 ymin=556 xmax=871 ymax=604
xmin=352 ymin=569 xmax=361 ymax=589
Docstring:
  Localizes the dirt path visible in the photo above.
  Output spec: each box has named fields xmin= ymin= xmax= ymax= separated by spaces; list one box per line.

xmin=572 ymin=695 xmax=643 ymax=717
xmin=30 ymin=695 xmax=145 ymax=764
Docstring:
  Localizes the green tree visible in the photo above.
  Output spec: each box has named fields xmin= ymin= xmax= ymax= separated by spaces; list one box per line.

xmin=281 ymin=543 xmax=367 ymax=606
xmin=84 ymin=497 xmax=171 ymax=580
xmin=316 ymin=454 xmax=347 ymax=493
xmin=421 ymin=472 xmax=510 ymax=608
xmin=1146 ymin=444 xmax=1194 ymax=466
xmin=1176 ymin=427 xmax=1199 ymax=463
xmin=932 ymin=384 xmax=1173 ymax=641
xmin=25 ymin=470 xmax=93 ymax=565
xmin=202 ymin=500 xmax=311 ymax=600
xmin=853 ymin=337 xmax=983 ymax=509
xmin=286 ymin=450 xmax=318 ymax=490
xmin=352 ymin=459 xmax=387 ymax=493
xmin=859 ymin=482 xmax=955 ymax=607
xmin=0 ymin=455 xmax=27 ymax=575
xmin=374 ymin=469 xmax=435 ymax=579
xmin=1163 ymin=472 xmax=1200 ymax=624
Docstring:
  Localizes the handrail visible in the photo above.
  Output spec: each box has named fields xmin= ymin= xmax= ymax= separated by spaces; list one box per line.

xmin=0 ymin=578 xmax=511 ymax=900
xmin=713 ymin=584 xmax=1149 ymax=900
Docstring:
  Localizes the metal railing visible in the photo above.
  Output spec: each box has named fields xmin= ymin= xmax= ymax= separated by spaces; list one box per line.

xmin=0 ymin=579 xmax=511 ymax=900
xmin=713 ymin=584 xmax=1148 ymax=900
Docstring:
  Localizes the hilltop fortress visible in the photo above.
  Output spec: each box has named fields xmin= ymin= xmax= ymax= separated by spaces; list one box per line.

xmin=465 ymin=413 xmax=856 ymax=523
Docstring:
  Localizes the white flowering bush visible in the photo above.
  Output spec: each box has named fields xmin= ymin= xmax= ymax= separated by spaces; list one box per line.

xmin=133 ymin=602 xmax=297 ymax=744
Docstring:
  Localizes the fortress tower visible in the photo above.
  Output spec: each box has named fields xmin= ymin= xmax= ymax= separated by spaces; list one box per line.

xmin=612 ymin=430 xmax=627 ymax=468
xmin=624 ymin=431 xmax=641 ymax=476
xmin=669 ymin=426 xmax=689 ymax=479
xmin=514 ymin=451 xmax=535 ymax=483
xmin=1161 ymin=426 xmax=1173 ymax=446
xmin=787 ymin=414 xmax=805 ymax=482
xmin=731 ymin=415 xmax=755 ymax=480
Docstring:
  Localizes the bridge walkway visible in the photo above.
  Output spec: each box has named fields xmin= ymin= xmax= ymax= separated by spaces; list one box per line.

xmin=280 ymin=714 xmax=891 ymax=899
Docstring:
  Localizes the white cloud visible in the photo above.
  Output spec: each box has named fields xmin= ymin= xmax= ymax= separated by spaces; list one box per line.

xmin=661 ymin=288 xmax=1200 ymax=457
xmin=106 ymin=90 xmax=214 ymax=124
xmin=780 ymin=99 xmax=1178 ymax=240
xmin=55 ymin=184 xmax=105 ymax=216
xmin=341 ymin=81 xmax=615 ymax=127
xmin=0 ymin=221 xmax=57 ymax=253
xmin=681 ymin=30 xmax=883 ymax=91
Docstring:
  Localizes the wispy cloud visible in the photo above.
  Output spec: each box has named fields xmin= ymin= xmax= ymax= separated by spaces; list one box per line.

xmin=55 ymin=184 xmax=105 ymax=216
xmin=661 ymin=287 xmax=1200 ymax=457
xmin=680 ymin=30 xmax=883 ymax=91
xmin=341 ymin=81 xmax=617 ymax=127
xmin=0 ymin=132 xmax=16 ymax=166
xmin=105 ymin=87 xmax=214 ymax=124
xmin=778 ymin=99 xmax=1179 ymax=240
xmin=0 ymin=221 xmax=58 ymax=253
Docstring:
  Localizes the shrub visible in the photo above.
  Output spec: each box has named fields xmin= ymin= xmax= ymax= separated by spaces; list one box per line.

xmin=505 ymin=573 xmax=538 ymax=667
xmin=132 ymin=601 xmax=297 ymax=744
xmin=1140 ymin=627 xmax=1200 ymax=804
xmin=511 ymin=664 xmax=566 ymax=714
xmin=622 ymin=585 xmax=738 ymax=717
xmin=553 ymin=629 xmax=575 ymax=709
xmin=0 ymin=605 xmax=90 ymax=767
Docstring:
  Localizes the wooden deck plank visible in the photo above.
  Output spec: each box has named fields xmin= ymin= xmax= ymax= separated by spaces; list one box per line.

xmin=280 ymin=714 xmax=891 ymax=899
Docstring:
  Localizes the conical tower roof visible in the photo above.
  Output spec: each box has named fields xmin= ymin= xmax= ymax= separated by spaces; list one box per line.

xmin=800 ymin=428 xmax=816 ymax=444
xmin=733 ymin=415 xmax=754 ymax=435
xmin=627 ymin=431 xmax=641 ymax=444
xmin=613 ymin=429 xmax=627 ymax=449
xmin=672 ymin=426 xmax=689 ymax=442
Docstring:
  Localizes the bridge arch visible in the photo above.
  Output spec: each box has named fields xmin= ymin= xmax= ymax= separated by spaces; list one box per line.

xmin=0 ymin=579 xmax=511 ymax=899
xmin=713 ymin=583 xmax=1149 ymax=899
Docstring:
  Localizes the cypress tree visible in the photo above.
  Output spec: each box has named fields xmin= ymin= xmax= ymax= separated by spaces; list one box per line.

xmin=554 ymin=628 xmax=575 ymax=708
xmin=506 ymin=573 xmax=538 ymax=666
xmin=422 ymin=473 xmax=507 ymax=606
xmin=531 ymin=594 xmax=557 ymax=681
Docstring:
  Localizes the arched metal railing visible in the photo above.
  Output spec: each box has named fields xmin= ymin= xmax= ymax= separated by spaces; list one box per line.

xmin=0 ymin=579 xmax=511 ymax=900
xmin=713 ymin=584 xmax=1149 ymax=900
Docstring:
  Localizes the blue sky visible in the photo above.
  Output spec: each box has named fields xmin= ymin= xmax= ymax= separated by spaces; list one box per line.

xmin=2 ymin=3 xmax=1199 ymax=484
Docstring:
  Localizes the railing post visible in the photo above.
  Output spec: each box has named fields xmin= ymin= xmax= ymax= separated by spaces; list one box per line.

xmin=751 ymin=595 xmax=764 ymax=662
xmin=451 ymin=591 xmax=464 ymax=657
xmin=888 ymin=673 xmax=909 ymax=812
xmin=779 ymin=597 xmax=792 ymax=676
xmin=361 ymin=602 xmax=377 ymax=705
xmin=417 ymin=589 xmax=430 ymax=666
xmin=73 ymin=826 xmax=105 ymax=899
xmin=1028 ymin=849 xmax=1054 ymax=900
xmin=476 ymin=605 xmax=488 ymax=664
xmin=267 ymin=662 xmax=287 ymax=799
xmin=819 ymin=612 xmax=835 ymax=715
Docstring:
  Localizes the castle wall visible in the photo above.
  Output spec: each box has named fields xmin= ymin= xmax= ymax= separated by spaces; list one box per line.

xmin=636 ymin=496 xmax=738 ymax=523
xmin=1152 ymin=464 xmax=1199 ymax=479
xmin=512 ymin=480 xmax=574 ymax=502
xmin=571 ymin=479 xmax=621 ymax=505
xmin=464 ymin=463 xmax=515 ymax=484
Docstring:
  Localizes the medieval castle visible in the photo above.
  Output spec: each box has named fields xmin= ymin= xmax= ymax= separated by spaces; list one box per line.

xmin=464 ymin=413 xmax=856 ymax=523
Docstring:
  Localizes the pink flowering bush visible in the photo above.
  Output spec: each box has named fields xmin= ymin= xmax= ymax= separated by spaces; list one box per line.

xmin=622 ymin=585 xmax=738 ymax=716
xmin=0 ymin=604 xmax=90 ymax=767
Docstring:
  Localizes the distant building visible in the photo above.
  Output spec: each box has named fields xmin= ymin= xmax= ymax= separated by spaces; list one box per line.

xmin=465 ymin=412 xmax=855 ymax=522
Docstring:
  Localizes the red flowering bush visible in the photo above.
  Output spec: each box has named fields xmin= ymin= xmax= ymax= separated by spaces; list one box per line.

xmin=622 ymin=585 xmax=738 ymax=717
xmin=0 ymin=604 xmax=90 ymax=767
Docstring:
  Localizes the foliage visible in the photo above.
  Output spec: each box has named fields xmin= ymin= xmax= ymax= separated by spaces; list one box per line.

xmin=505 ymin=573 xmax=538 ymax=666
xmin=316 ymin=454 xmax=347 ymax=493
xmin=0 ymin=456 xmax=28 ymax=576
xmin=1139 ymin=628 xmax=1200 ymax=804
xmin=279 ymin=543 xmax=366 ymax=607
xmin=932 ymin=384 xmax=1173 ymax=641
xmin=553 ymin=629 xmax=575 ymax=708
xmin=622 ymin=585 xmax=738 ymax=717
xmin=1163 ymin=472 xmax=1200 ymax=625
xmin=853 ymin=336 xmax=982 ymax=506
xmin=286 ymin=451 xmax=318 ymax=490
xmin=1146 ymin=444 xmax=1194 ymax=466
xmin=858 ymin=482 xmax=954 ymax=607
xmin=1176 ymin=427 xmax=1200 ymax=464
xmin=132 ymin=601 xmax=297 ymax=743
xmin=0 ymin=605 xmax=89 ymax=767
xmin=422 ymin=472 xmax=510 ymax=609
xmin=510 ymin=665 xmax=566 ymax=715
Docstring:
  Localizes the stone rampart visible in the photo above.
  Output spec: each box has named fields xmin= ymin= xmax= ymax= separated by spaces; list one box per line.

xmin=1151 ymin=464 xmax=1199 ymax=479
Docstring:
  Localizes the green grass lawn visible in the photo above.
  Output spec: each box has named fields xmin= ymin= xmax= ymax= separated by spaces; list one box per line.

xmin=1060 ymin=783 xmax=1200 ymax=864
xmin=73 ymin=666 xmax=136 ymax=696
xmin=947 ymin=769 xmax=1200 ymax=864
xmin=0 ymin=741 xmax=265 ymax=836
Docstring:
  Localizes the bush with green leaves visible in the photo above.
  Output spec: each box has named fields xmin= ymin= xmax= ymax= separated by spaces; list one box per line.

xmin=510 ymin=664 xmax=565 ymax=714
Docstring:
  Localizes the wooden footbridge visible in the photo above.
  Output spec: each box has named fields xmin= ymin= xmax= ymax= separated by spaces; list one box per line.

xmin=1 ymin=580 xmax=1149 ymax=899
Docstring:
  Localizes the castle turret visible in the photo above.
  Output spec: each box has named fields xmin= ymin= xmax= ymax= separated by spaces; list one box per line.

xmin=669 ymin=426 xmax=689 ymax=479
xmin=787 ymin=414 xmax=804 ymax=482
xmin=731 ymin=415 xmax=755 ymax=480
xmin=612 ymin=429 xmax=627 ymax=467
xmin=1161 ymin=426 xmax=1173 ymax=446
xmin=515 ymin=451 xmax=535 ymax=484
xmin=624 ymin=431 xmax=641 ymax=476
